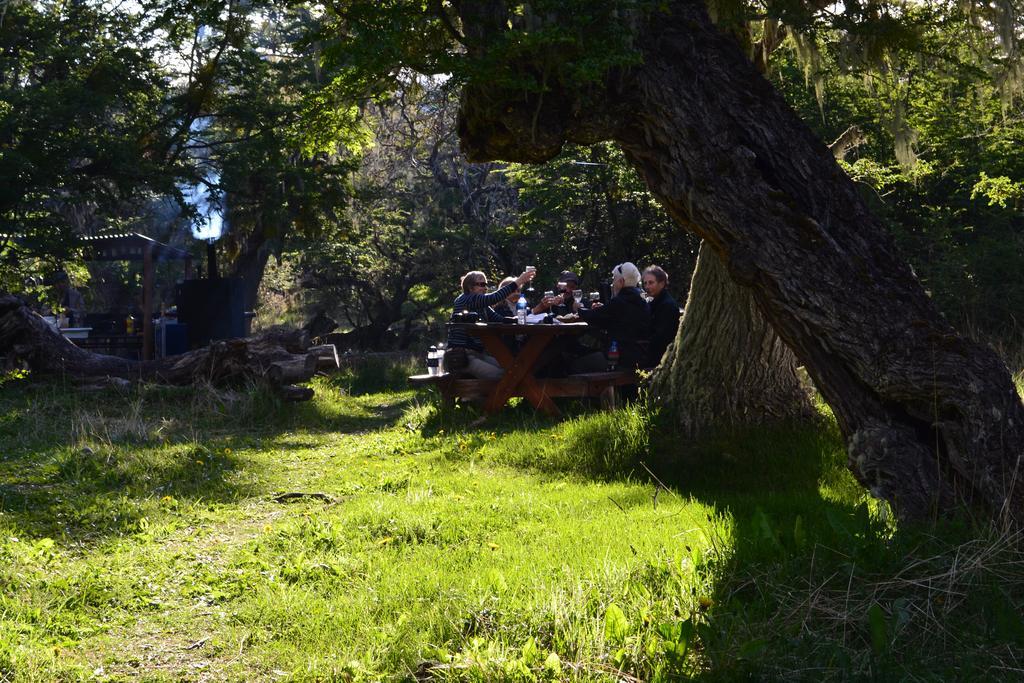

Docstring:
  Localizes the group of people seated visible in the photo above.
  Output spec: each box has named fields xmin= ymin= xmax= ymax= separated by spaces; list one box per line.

xmin=446 ymin=262 xmax=682 ymax=380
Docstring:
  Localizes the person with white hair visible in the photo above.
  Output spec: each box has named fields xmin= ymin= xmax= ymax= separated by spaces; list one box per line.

xmin=491 ymin=276 xmax=521 ymax=318
xmin=573 ymin=262 xmax=651 ymax=373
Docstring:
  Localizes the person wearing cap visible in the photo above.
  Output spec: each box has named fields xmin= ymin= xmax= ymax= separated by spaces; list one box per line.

xmin=642 ymin=265 xmax=681 ymax=368
xmin=573 ymin=262 xmax=651 ymax=373
xmin=447 ymin=268 xmax=536 ymax=379
xmin=533 ymin=270 xmax=582 ymax=316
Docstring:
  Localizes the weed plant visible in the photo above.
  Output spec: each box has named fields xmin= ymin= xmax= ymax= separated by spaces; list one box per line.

xmin=0 ymin=365 xmax=1021 ymax=681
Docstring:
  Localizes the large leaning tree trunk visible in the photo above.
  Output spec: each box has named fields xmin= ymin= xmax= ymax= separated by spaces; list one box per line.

xmin=0 ymin=294 xmax=337 ymax=401
xmin=650 ymin=241 xmax=813 ymax=437
xmin=455 ymin=0 xmax=1024 ymax=523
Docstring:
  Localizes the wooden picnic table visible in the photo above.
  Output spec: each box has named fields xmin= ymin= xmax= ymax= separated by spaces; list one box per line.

xmin=462 ymin=321 xmax=590 ymax=415
xmin=408 ymin=322 xmax=636 ymax=417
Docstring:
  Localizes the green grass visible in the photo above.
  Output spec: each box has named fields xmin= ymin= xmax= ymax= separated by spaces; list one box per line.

xmin=0 ymin=367 xmax=1022 ymax=681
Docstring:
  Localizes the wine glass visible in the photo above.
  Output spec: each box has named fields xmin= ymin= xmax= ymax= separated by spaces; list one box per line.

xmin=524 ymin=267 xmax=537 ymax=303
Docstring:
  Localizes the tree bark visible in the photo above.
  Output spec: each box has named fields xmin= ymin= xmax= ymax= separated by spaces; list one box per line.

xmin=650 ymin=241 xmax=813 ymax=437
xmin=0 ymin=293 xmax=319 ymax=398
xmin=456 ymin=0 xmax=1024 ymax=523
xmin=225 ymin=225 xmax=273 ymax=320
xmin=614 ymin=2 xmax=1024 ymax=523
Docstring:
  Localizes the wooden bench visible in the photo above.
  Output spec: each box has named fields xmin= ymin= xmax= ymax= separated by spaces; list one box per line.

xmin=408 ymin=370 xmax=638 ymax=411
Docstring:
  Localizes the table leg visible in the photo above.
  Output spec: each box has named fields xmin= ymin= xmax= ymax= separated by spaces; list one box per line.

xmin=477 ymin=332 xmax=560 ymax=416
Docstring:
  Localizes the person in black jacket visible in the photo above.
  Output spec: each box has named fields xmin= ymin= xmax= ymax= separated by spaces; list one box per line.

xmin=642 ymin=265 xmax=681 ymax=368
xmin=447 ymin=269 xmax=536 ymax=379
xmin=573 ymin=262 xmax=651 ymax=372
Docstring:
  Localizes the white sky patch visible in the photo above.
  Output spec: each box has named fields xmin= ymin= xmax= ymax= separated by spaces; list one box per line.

xmin=181 ymin=178 xmax=224 ymax=241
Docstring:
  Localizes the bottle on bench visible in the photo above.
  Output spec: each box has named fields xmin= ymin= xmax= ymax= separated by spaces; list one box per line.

xmin=607 ymin=340 xmax=619 ymax=372
xmin=427 ymin=345 xmax=440 ymax=376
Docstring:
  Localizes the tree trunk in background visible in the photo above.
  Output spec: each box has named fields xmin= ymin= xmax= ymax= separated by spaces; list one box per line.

xmin=226 ymin=228 xmax=273 ymax=317
xmin=457 ymin=0 xmax=1024 ymax=523
xmin=649 ymin=241 xmax=813 ymax=437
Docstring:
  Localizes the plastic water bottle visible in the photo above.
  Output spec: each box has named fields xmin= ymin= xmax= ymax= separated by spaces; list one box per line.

xmin=607 ymin=340 xmax=620 ymax=371
xmin=516 ymin=294 xmax=528 ymax=325
xmin=427 ymin=345 xmax=439 ymax=376
xmin=436 ymin=343 xmax=446 ymax=374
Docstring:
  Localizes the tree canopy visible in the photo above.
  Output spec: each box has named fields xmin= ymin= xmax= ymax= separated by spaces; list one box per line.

xmin=7 ymin=0 xmax=1024 ymax=341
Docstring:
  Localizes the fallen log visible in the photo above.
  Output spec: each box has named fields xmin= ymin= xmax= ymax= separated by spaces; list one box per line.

xmin=0 ymin=293 xmax=320 ymax=399
xmin=250 ymin=326 xmax=310 ymax=355
xmin=265 ymin=356 xmax=318 ymax=384
xmin=308 ymin=344 xmax=340 ymax=371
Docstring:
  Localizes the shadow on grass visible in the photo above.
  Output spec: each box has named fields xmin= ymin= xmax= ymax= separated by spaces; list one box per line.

xmin=640 ymin=419 xmax=1024 ymax=681
xmin=328 ymin=354 xmax=418 ymax=396
xmin=0 ymin=364 xmax=421 ymax=545
xmin=416 ymin=392 xmax=1007 ymax=678
xmin=415 ymin=395 xmax=657 ymax=480
xmin=413 ymin=384 xmax=854 ymax=517
xmin=0 ymin=438 xmax=256 ymax=544
xmin=417 ymin=395 xmax=565 ymax=435
xmin=292 ymin=392 xmax=419 ymax=435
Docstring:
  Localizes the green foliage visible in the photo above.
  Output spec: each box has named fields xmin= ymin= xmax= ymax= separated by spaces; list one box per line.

xmin=0 ymin=368 xmax=30 ymax=387
xmin=971 ymin=171 xmax=1024 ymax=209
xmin=9 ymin=0 xmax=1024 ymax=349
xmin=2 ymin=0 xmax=367 ymax=308
xmin=768 ymin=12 xmax=1024 ymax=338
xmin=506 ymin=142 xmax=699 ymax=296
xmin=320 ymin=0 xmax=655 ymax=98
xmin=0 ymin=0 xmax=173 ymax=259
xmin=279 ymin=0 xmax=1024 ymax=347
xmin=290 ymin=82 xmax=472 ymax=343
xmin=603 ymin=603 xmax=629 ymax=643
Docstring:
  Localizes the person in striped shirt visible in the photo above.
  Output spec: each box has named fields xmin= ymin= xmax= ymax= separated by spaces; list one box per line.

xmin=447 ymin=269 xmax=536 ymax=379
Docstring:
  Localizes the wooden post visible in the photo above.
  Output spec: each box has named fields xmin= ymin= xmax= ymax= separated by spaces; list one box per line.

xmin=142 ymin=243 xmax=154 ymax=361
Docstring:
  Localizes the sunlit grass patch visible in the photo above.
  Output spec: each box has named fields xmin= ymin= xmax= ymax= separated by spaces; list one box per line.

xmin=433 ymin=402 xmax=652 ymax=480
xmin=209 ymin=465 xmax=724 ymax=680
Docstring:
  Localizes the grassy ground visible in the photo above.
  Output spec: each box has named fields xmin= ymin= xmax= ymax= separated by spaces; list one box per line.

xmin=1 ymin=362 xmax=1022 ymax=681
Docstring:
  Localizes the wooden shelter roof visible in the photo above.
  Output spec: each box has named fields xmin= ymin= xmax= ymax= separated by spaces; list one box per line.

xmin=79 ymin=233 xmax=192 ymax=262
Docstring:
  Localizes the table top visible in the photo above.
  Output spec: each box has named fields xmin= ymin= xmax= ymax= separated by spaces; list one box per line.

xmin=74 ymin=333 xmax=142 ymax=345
xmin=449 ymin=322 xmax=589 ymax=336
xmin=59 ymin=327 xmax=92 ymax=339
